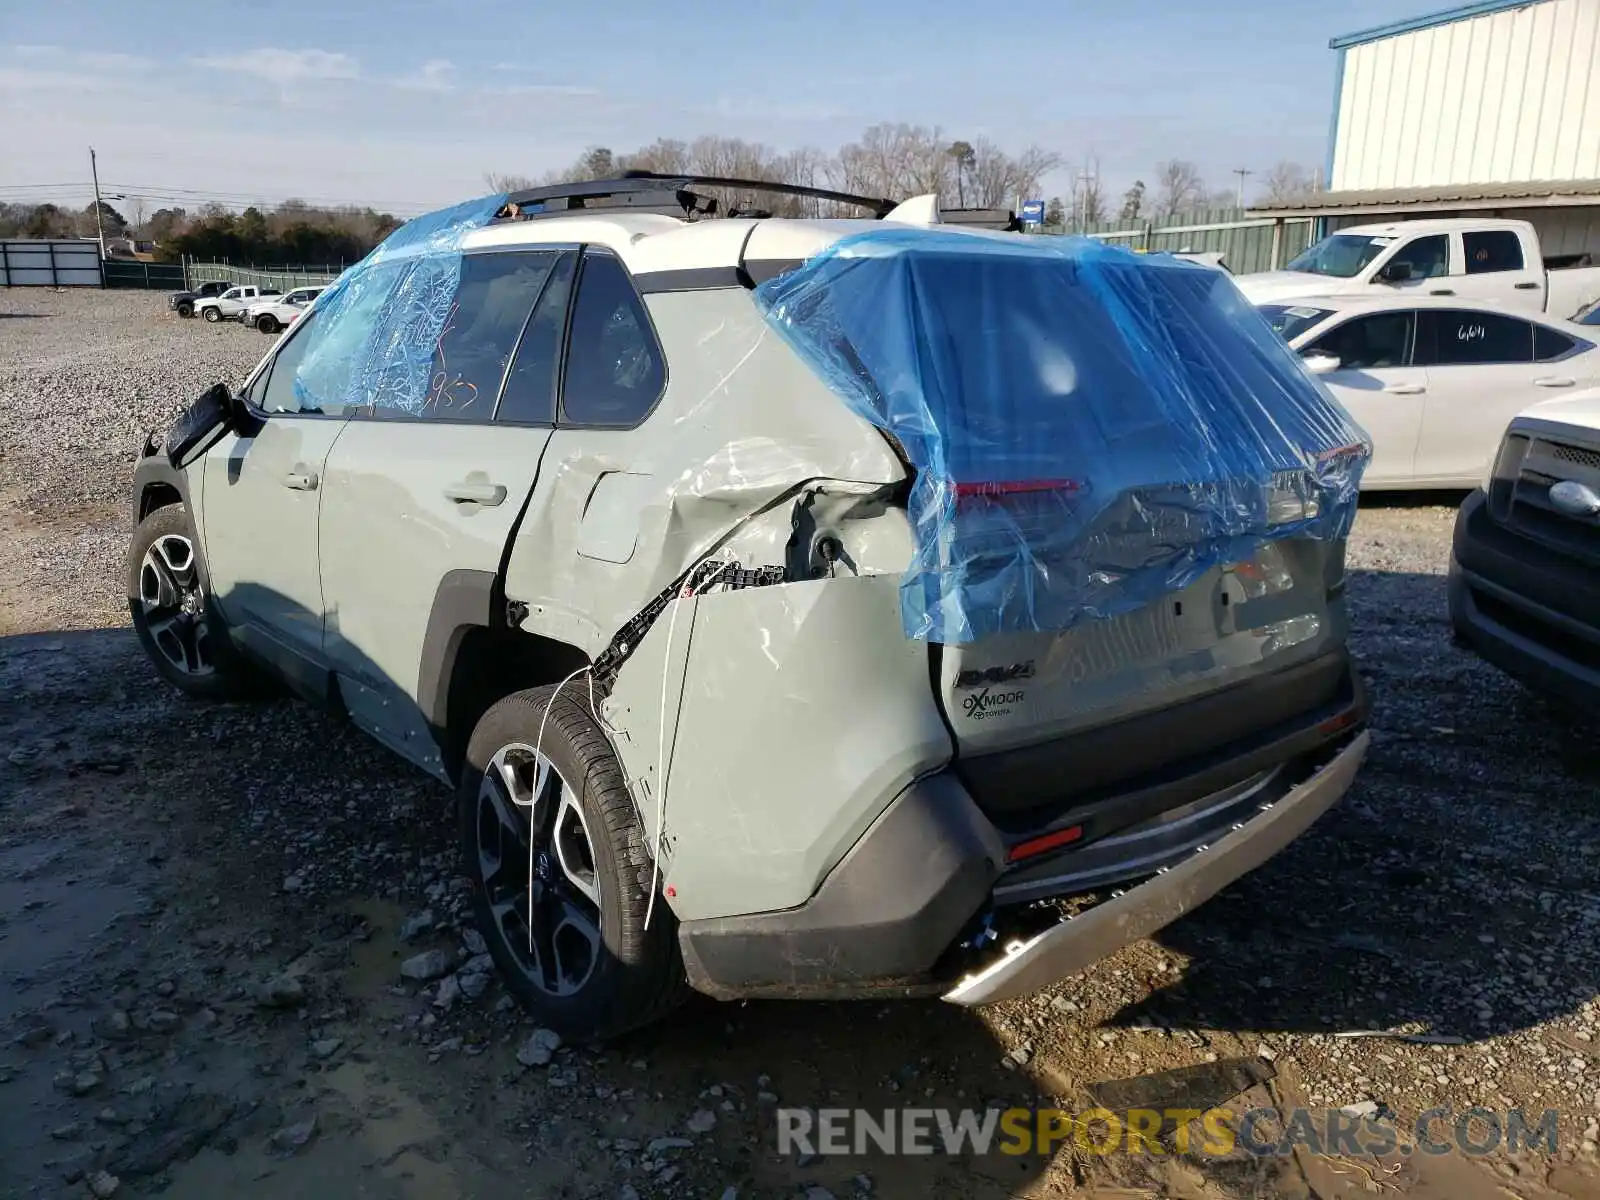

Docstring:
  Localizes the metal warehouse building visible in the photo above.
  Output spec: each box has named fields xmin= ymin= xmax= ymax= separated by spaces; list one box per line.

xmin=1258 ymin=0 xmax=1600 ymax=255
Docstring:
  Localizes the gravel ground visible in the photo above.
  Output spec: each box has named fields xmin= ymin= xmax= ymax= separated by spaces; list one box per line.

xmin=3 ymin=288 xmax=1600 ymax=1200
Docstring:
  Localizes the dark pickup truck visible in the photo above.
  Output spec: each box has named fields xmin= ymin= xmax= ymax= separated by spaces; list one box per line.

xmin=168 ymin=280 xmax=232 ymax=318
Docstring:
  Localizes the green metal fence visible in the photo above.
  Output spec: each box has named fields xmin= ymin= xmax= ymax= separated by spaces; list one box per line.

xmin=185 ymin=259 xmax=344 ymax=291
xmin=1060 ymin=207 xmax=1316 ymax=274
xmin=102 ymin=259 xmax=186 ymax=290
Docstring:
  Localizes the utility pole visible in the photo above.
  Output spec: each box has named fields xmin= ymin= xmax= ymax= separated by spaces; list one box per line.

xmin=90 ymin=147 xmax=106 ymax=260
xmin=1076 ymin=168 xmax=1095 ymax=233
xmin=1233 ymin=167 xmax=1253 ymax=209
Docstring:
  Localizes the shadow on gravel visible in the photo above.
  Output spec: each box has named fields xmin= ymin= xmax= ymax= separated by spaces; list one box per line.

xmin=1119 ymin=565 xmax=1600 ymax=1047
xmin=0 ymin=312 xmax=48 ymax=320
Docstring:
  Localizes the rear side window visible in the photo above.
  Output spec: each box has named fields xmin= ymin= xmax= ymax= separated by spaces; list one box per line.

xmin=1416 ymin=309 xmax=1534 ymax=365
xmin=1307 ymin=312 xmax=1414 ymax=369
xmin=1464 ymin=230 xmax=1524 ymax=274
xmin=410 ymin=250 xmax=563 ymax=422
xmin=496 ymin=252 xmax=576 ymax=425
xmin=560 ymin=252 xmax=666 ymax=428
xmin=1534 ymin=324 xmax=1577 ymax=361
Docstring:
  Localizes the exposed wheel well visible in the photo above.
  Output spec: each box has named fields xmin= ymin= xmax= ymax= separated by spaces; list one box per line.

xmin=440 ymin=627 xmax=590 ymax=783
xmin=139 ymin=482 xmax=183 ymax=521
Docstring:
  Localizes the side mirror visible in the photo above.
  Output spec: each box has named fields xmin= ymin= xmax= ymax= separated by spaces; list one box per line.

xmin=1301 ymin=352 xmax=1341 ymax=376
xmin=164 ymin=383 xmax=237 ymax=468
xmin=1377 ymin=260 xmax=1413 ymax=284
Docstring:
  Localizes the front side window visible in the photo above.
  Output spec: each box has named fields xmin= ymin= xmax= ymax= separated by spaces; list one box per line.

xmin=221 ymin=288 xmax=241 ymax=301
xmin=560 ymin=252 xmax=666 ymax=427
xmin=1464 ymin=230 xmax=1524 ymax=274
xmin=256 ymin=312 xmax=347 ymax=416
xmin=1415 ymin=310 xmax=1534 ymax=365
xmin=1307 ymin=311 xmax=1415 ymax=370
xmin=1386 ymin=234 xmax=1449 ymax=280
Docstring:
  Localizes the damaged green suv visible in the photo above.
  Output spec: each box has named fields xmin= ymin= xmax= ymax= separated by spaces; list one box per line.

xmin=126 ymin=174 xmax=1372 ymax=1039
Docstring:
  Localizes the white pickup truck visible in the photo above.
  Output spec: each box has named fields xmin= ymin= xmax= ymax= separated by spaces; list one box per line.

xmin=192 ymin=285 xmax=282 ymax=324
xmin=1236 ymin=218 xmax=1600 ymax=321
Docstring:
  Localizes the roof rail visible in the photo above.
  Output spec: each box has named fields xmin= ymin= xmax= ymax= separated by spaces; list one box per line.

xmin=499 ymin=171 xmax=899 ymax=220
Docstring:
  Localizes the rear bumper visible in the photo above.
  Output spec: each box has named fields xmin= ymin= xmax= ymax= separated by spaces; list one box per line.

xmin=943 ymin=730 xmax=1367 ymax=1006
xmin=678 ymin=662 xmax=1367 ymax=1004
xmin=1448 ymin=489 xmax=1600 ymax=708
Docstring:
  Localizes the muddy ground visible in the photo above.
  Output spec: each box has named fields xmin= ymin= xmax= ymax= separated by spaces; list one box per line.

xmin=2 ymin=289 xmax=1600 ymax=1199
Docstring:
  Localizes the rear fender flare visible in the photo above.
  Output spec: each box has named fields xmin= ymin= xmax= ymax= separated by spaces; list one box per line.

xmin=417 ymin=569 xmax=499 ymax=733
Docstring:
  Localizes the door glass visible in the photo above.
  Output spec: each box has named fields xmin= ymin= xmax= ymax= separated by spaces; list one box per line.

xmin=258 ymin=313 xmax=347 ymax=415
xmin=1388 ymin=235 xmax=1448 ymax=280
xmin=1416 ymin=310 xmax=1534 ymax=365
xmin=497 ymin=252 xmax=576 ymax=425
xmin=399 ymin=250 xmax=562 ymax=423
xmin=1463 ymin=230 xmax=1524 ymax=274
xmin=1534 ymin=324 xmax=1577 ymax=361
xmin=1306 ymin=311 xmax=1415 ymax=369
xmin=560 ymin=252 xmax=666 ymax=427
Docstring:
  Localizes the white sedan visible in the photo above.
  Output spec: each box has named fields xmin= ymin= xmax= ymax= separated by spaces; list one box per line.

xmin=1261 ymin=296 xmax=1600 ymax=489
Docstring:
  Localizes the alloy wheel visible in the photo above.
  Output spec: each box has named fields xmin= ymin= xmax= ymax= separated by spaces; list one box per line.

xmin=137 ymin=533 xmax=214 ymax=676
xmin=476 ymin=742 xmax=603 ymax=997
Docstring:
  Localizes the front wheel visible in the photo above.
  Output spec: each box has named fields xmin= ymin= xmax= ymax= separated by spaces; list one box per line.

xmin=177 ymin=301 xmax=194 ymax=318
xmin=459 ymin=685 xmax=689 ymax=1040
xmin=126 ymin=505 xmax=248 ymax=699
xmin=203 ymin=306 xmax=221 ymax=323
xmin=256 ymin=313 xmax=279 ymax=334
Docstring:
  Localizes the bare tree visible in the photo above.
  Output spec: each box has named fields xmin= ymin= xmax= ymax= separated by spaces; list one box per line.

xmin=619 ymin=139 xmax=690 ymax=175
xmin=1119 ymin=180 xmax=1146 ymax=223
xmin=1262 ymin=161 xmax=1322 ymax=204
xmin=831 ymin=123 xmax=950 ymax=202
xmin=1154 ymin=160 xmax=1207 ymax=219
xmin=484 ymin=172 xmax=537 ymax=193
xmin=963 ymin=137 xmax=1060 ymax=210
xmin=947 ymin=140 xmax=975 ymax=207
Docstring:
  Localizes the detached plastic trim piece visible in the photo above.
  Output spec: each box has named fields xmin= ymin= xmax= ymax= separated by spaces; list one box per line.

xmin=755 ymin=230 xmax=1372 ymax=643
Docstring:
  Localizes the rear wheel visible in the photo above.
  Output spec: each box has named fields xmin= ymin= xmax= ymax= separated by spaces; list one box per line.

xmin=256 ymin=313 xmax=279 ymax=334
xmin=126 ymin=505 xmax=248 ymax=700
xmin=203 ymin=306 xmax=221 ymax=323
xmin=459 ymin=685 xmax=689 ymax=1040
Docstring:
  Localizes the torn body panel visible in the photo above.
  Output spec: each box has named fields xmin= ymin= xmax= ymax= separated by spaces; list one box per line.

xmin=602 ymin=573 xmax=953 ymax=923
xmin=500 ymin=288 xmax=907 ymax=659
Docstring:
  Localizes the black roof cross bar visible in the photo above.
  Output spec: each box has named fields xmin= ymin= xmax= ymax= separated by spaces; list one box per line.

xmin=501 ymin=172 xmax=899 ymax=219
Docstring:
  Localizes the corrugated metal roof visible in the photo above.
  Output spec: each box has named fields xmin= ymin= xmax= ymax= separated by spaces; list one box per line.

xmin=1251 ymin=179 xmax=1600 ymax=218
xmin=1329 ymin=0 xmax=1546 ymax=49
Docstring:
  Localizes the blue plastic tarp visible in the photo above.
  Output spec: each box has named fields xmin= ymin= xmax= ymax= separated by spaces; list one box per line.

xmin=754 ymin=229 xmax=1371 ymax=644
xmin=294 ymin=193 xmax=506 ymax=415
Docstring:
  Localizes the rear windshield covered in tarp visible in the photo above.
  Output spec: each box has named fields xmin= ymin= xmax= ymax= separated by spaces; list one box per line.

xmin=754 ymin=229 xmax=1370 ymax=644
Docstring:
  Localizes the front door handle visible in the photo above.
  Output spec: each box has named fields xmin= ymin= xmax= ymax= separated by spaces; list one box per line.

xmin=283 ymin=469 xmax=318 ymax=491
xmin=444 ymin=481 xmax=508 ymax=506
xmin=1383 ymin=383 xmax=1426 ymax=394
xmin=1428 ymin=288 xmax=1455 ymax=296
xmin=1534 ymin=376 xmax=1576 ymax=387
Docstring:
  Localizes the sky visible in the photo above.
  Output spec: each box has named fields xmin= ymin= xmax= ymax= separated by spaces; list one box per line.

xmin=1 ymin=0 xmax=1453 ymax=218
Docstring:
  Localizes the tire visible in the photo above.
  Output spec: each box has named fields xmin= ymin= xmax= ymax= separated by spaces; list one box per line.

xmin=203 ymin=306 xmax=221 ymax=323
xmin=177 ymin=301 xmax=194 ymax=318
xmin=459 ymin=685 xmax=689 ymax=1040
xmin=256 ymin=313 xmax=279 ymax=334
xmin=126 ymin=504 xmax=249 ymax=700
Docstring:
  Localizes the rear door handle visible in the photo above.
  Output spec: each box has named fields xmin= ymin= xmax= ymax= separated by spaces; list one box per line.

xmin=283 ymin=469 xmax=318 ymax=491
xmin=444 ymin=481 xmax=508 ymax=506
xmin=1534 ymin=376 xmax=1576 ymax=387
xmin=1383 ymin=383 xmax=1426 ymax=394
xmin=1428 ymin=288 xmax=1455 ymax=296
xmin=1514 ymin=281 xmax=1541 ymax=290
